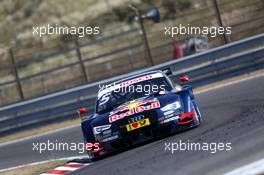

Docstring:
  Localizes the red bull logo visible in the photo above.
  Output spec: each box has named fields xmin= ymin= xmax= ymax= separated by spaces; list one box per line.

xmin=109 ymin=101 xmax=160 ymax=123
xmin=110 ymin=98 xmax=158 ymax=116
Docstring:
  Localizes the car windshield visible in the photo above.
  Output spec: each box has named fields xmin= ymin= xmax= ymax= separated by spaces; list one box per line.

xmin=96 ymin=76 xmax=172 ymax=114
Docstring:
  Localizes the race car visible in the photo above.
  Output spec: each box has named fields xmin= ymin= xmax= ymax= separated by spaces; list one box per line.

xmin=78 ymin=70 xmax=201 ymax=160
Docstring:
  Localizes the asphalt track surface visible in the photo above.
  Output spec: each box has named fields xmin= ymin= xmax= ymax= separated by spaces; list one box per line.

xmin=1 ymin=75 xmax=264 ymax=175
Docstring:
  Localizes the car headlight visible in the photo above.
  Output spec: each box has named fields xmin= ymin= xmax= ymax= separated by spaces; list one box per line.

xmin=161 ymin=101 xmax=181 ymax=112
xmin=93 ymin=125 xmax=111 ymax=135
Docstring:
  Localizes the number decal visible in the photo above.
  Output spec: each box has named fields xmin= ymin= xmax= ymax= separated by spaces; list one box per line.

xmin=99 ymin=93 xmax=110 ymax=105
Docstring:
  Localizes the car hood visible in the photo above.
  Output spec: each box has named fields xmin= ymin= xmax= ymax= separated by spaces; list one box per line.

xmin=91 ymin=92 xmax=182 ymax=125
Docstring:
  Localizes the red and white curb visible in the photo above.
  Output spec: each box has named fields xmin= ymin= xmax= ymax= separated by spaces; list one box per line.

xmin=0 ymin=156 xmax=90 ymax=174
xmin=40 ymin=162 xmax=89 ymax=175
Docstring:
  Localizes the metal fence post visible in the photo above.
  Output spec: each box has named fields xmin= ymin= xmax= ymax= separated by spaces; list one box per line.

xmin=129 ymin=5 xmax=154 ymax=66
xmin=212 ymin=0 xmax=229 ymax=44
xmin=9 ymin=48 xmax=24 ymax=100
xmin=138 ymin=11 xmax=154 ymax=66
xmin=74 ymin=36 xmax=89 ymax=83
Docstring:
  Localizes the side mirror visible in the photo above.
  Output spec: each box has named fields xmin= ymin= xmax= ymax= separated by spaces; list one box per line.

xmin=179 ymin=75 xmax=189 ymax=83
xmin=77 ymin=107 xmax=87 ymax=120
xmin=161 ymin=67 xmax=172 ymax=76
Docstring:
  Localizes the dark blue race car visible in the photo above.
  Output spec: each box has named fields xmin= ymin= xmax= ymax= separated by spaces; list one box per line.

xmin=79 ymin=70 xmax=201 ymax=160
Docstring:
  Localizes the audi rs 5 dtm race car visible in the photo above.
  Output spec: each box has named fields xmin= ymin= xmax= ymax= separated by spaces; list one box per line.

xmin=78 ymin=70 xmax=201 ymax=160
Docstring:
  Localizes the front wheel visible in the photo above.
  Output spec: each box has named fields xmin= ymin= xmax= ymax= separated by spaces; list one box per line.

xmin=87 ymin=151 xmax=100 ymax=161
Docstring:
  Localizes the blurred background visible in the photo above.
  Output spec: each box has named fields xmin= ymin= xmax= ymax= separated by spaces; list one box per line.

xmin=0 ymin=0 xmax=263 ymax=106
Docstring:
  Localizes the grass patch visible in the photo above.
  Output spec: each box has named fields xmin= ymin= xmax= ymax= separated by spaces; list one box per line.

xmin=0 ymin=160 xmax=66 ymax=175
xmin=0 ymin=118 xmax=80 ymax=144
